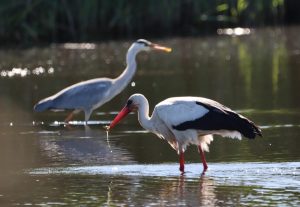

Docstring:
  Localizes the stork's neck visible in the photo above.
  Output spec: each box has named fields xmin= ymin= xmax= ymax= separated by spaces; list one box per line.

xmin=112 ymin=46 xmax=138 ymax=95
xmin=137 ymin=98 xmax=154 ymax=131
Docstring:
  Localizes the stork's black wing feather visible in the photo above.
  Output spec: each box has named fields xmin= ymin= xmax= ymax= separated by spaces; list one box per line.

xmin=173 ymin=101 xmax=262 ymax=139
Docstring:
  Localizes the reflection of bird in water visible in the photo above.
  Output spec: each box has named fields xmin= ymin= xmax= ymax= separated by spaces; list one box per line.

xmin=39 ymin=129 xmax=134 ymax=165
xmin=108 ymin=94 xmax=262 ymax=173
xmin=34 ymin=39 xmax=171 ymax=124
xmin=167 ymin=175 xmax=217 ymax=206
xmin=102 ymin=173 xmax=217 ymax=206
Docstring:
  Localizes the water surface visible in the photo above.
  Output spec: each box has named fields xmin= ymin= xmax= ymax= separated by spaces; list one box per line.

xmin=0 ymin=26 xmax=300 ymax=206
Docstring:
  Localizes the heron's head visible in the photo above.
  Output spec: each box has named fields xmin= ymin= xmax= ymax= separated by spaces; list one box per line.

xmin=107 ymin=94 xmax=147 ymax=130
xmin=131 ymin=39 xmax=172 ymax=53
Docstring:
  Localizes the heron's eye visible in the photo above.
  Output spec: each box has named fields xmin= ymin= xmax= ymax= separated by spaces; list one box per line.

xmin=126 ymin=100 xmax=133 ymax=106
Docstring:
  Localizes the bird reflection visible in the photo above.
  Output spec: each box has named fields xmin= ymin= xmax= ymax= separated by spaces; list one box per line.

xmin=106 ymin=180 xmax=113 ymax=207
xmin=38 ymin=127 xmax=134 ymax=165
xmin=103 ymin=174 xmax=217 ymax=206
xmin=159 ymin=175 xmax=217 ymax=206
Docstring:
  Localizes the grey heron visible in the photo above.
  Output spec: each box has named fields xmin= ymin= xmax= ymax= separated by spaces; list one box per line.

xmin=108 ymin=94 xmax=262 ymax=173
xmin=34 ymin=39 xmax=171 ymax=124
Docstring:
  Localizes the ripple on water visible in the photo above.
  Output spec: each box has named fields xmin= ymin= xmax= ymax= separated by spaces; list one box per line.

xmin=49 ymin=120 xmax=110 ymax=127
xmin=28 ymin=162 xmax=300 ymax=190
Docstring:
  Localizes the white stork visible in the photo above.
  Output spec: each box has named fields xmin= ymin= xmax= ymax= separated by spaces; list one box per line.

xmin=108 ymin=94 xmax=262 ymax=173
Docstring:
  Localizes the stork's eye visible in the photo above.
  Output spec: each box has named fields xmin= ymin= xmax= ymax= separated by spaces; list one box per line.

xmin=126 ymin=100 xmax=133 ymax=106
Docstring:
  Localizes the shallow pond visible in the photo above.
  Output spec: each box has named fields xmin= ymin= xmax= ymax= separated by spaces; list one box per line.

xmin=0 ymin=26 xmax=300 ymax=206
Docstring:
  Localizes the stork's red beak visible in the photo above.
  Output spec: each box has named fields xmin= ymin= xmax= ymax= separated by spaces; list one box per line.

xmin=107 ymin=106 xmax=131 ymax=130
xmin=151 ymin=44 xmax=172 ymax=52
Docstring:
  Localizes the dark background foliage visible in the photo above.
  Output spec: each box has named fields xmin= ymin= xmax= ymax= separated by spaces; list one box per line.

xmin=0 ymin=0 xmax=298 ymax=45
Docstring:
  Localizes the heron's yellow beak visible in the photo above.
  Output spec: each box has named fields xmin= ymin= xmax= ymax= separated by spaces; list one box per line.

xmin=151 ymin=44 xmax=172 ymax=52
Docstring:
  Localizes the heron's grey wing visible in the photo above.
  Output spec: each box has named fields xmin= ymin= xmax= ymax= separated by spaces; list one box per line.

xmin=50 ymin=79 xmax=112 ymax=110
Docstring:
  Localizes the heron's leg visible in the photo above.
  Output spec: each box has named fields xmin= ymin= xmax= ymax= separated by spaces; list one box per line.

xmin=198 ymin=145 xmax=208 ymax=171
xmin=179 ymin=150 xmax=185 ymax=173
xmin=64 ymin=109 xmax=80 ymax=123
xmin=84 ymin=110 xmax=93 ymax=125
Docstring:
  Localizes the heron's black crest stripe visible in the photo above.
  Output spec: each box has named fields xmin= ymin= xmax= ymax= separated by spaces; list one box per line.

xmin=173 ymin=101 xmax=262 ymax=139
xmin=136 ymin=39 xmax=150 ymax=46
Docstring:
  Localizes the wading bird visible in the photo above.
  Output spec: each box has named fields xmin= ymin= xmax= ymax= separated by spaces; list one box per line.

xmin=34 ymin=39 xmax=171 ymax=124
xmin=108 ymin=94 xmax=262 ymax=173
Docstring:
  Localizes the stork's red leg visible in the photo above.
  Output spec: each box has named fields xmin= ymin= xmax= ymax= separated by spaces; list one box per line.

xmin=198 ymin=145 xmax=208 ymax=171
xmin=179 ymin=151 xmax=185 ymax=172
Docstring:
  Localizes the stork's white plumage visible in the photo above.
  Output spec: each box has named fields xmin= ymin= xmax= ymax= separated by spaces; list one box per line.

xmin=108 ymin=94 xmax=262 ymax=173
xmin=33 ymin=39 xmax=171 ymax=124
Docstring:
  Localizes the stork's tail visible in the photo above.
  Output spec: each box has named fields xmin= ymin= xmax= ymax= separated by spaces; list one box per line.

xmin=235 ymin=114 xmax=262 ymax=139
xmin=34 ymin=98 xmax=53 ymax=112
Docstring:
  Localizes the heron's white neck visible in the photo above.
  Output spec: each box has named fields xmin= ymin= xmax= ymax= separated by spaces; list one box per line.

xmin=112 ymin=46 xmax=139 ymax=95
xmin=137 ymin=98 xmax=154 ymax=131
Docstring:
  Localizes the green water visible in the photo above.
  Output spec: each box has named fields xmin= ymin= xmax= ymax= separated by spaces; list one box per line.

xmin=0 ymin=27 xmax=299 ymax=206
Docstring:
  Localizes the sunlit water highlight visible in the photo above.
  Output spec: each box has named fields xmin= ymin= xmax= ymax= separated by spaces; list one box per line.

xmin=4 ymin=119 xmax=300 ymax=130
xmin=28 ymin=162 xmax=300 ymax=189
xmin=49 ymin=120 xmax=110 ymax=126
